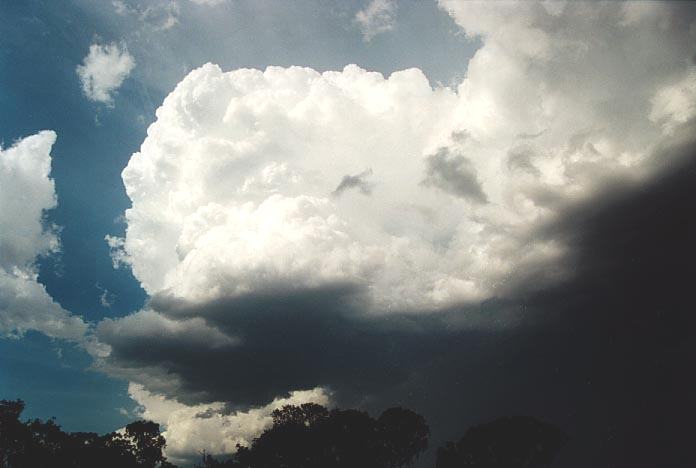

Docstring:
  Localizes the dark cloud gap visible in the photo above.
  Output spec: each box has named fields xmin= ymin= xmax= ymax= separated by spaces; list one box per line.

xmin=506 ymin=145 xmax=540 ymax=176
xmin=332 ymin=168 xmax=374 ymax=196
xmin=98 ymin=138 xmax=696 ymax=467
xmin=421 ymin=147 xmax=487 ymax=202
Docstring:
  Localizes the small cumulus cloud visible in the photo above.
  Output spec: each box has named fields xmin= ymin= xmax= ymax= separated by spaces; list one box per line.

xmin=105 ymin=234 xmax=129 ymax=269
xmin=355 ymin=0 xmax=398 ymax=42
xmin=76 ymin=42 xmax=135 ymax=105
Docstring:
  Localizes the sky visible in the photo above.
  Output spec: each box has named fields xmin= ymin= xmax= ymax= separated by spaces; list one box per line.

xmin=1 ymin=1 xmax=695 ymax=467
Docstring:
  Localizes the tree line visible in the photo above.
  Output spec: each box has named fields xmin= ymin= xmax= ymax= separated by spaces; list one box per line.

xmin=1 ymin=399 xmax=567 ymax=468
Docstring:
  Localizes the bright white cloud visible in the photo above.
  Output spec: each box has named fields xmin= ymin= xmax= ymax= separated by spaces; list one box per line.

xmin=355 ymin=0 xmax=398 ymax=42
xmin=111 ymin=63 xmax=482 ymax=310
xmin=0 ymin=131 xmax=87 ymax=341
xmin=129 ymin=383 xmax=329 ymax=462
xmin=0 ymin=132 xmax=58 ymax=269
xmin=76 ymin=42 xmax=135 ymax=105
xmin=110 ymin=0 xmax=696 ymax=313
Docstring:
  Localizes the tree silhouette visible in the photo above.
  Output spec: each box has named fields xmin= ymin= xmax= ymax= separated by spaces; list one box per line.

xmin=125 ymin=420 xmax=170 ymax=467
xmin=199 ymin=403 xmax=429 ymax=468
xmin=435 ymin=416 xmax=568 ymax=468
xmin=0 ymin=399 xmax=175 ymax=468
xmin=0 ymin=399 xmax=26 ymax=467
xmin=4 ymin=398 xmax=570 ymax=468
xmin=378 ymin=407 xmax=430 ymax=468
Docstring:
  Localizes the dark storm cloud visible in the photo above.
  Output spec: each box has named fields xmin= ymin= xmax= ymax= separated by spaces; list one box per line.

xmin=421 ymin=148 xmax=487 ymax=202
xmin=473 ymin=133 xmax=696 ymax=468
xmin=99 ymin=282 xmax=518 ymax=408
xmin=97 ymin=133 xmax=696 ymax=467
xmin=332 ymin=169 xmax=374 ymax=196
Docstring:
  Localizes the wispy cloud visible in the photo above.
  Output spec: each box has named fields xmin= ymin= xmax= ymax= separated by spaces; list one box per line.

xmin=355 ymin=0 xmax=398 ymax=42
xmin=96 ymin=283 xmax=116 ymax=308
xmin=76 ymin=42 xmax=135 ymax=105
xmin=112 ymin=0 xmax=180 ymax=30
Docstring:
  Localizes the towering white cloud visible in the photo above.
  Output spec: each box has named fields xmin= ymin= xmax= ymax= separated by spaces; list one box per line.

xmin=76 ymin=42 xmax=135 ymax=105
xmin=355 ymin=0 xmax=398 ymax=42
xmin=110 ymin=63 xmax=485 ymax=310
xmin=0 ymin=131 xmax=87 ymax=341
xmin=110 ymin=0 xmax=696 ymax=313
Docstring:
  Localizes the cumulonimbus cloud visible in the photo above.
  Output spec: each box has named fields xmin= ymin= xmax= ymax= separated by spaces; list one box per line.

xmin=98 ymin=0 xmax=696 ymax=460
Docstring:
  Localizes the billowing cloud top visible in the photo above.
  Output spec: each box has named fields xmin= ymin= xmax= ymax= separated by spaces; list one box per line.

xmin=113 ymin=63 xmax=481 ymax=311
xmin=111 ymin=1 xmax=696 ymax=316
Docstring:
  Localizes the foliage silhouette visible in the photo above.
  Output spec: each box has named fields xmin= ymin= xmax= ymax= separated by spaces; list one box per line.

xmin=0 ymin=399 xmax=175 ymax=468
xmin=3 ymin=398 xmax=569 ymax=468
xmin=125 ymin=420 xmax=170 ymax=467
xmin=435 ymin=416 xmax=568 ymax=468
xmin=196 ymin=403 xmax=429 ymax=468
